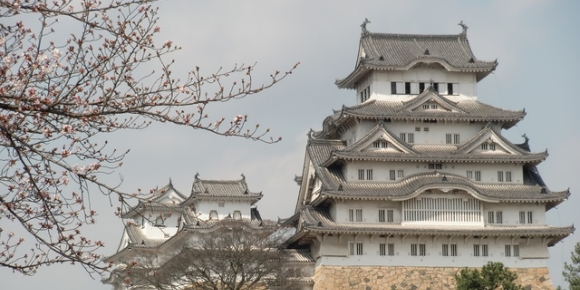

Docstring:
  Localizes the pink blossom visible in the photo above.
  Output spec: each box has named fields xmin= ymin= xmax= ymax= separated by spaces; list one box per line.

xmin=43 ymin=128 xmax=52 ymax=137
xmin=61 ymin=125 xmax=74 ymax=134
xmin=61 ymin=149 xmax=71 ymax=158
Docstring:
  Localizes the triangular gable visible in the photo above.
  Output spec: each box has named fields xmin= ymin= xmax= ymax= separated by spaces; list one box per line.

xmin=457 ymin=124 xmax=527 ymax=155
xmin=149 ymin=182 xmax=186 ymax=205
xmin=399 ymin=87 xmax=465 ymax=113
xmin=341 ymin=123 xmax=416 ymax=154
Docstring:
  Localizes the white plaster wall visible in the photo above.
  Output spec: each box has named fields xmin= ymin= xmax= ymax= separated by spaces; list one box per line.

xmin=316 ymin=234 xmax=548 ymax=269
xmin=348 ymin=120 xmax=503 ymax=146
xmin=136 ymin=210 xmax=180 ymax=239
xmin=332 ymin=200 xmax=401 ymax=223
xmin=356 ymin=69 xmax=477 ymax=103
xmin=484 ymin=202 xmax=547 ymax=225
xmin=195 ymin=200 xmax=252 ymax=221
xmin=345 ymin=161 xmax=524 ymax=184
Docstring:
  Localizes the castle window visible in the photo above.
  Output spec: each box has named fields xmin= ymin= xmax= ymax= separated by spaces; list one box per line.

xmin=209 ymin=210 xmax=218 ymax=220
xmin=505 ymin=245 xmax=519 ymax=257
xmin=389 ymin=170 xmax=396 ymax=181
xmin=391 ymin=82 xmax=397 ymax=94
xmin=488 ymin=211 xmax=503 ymax=224
xmin=373 ymin=140 xmax=388 ymax=148
xmin=447 ymin=83 xmax=459 ymax=95
xmin=415 ymin=127 xmax=421 ymax=132
xmin=467 ymin=171 xmax=473 ymax=179
xmin=454 ymin=134 xmax=460 ymax=144
xmin=400 ymin=133 xmax=414 ymax=143
xmin=379 ymin=209 xmax=394 ymax=223
xmin=233 ymin=210 xmax=242 ymax=220
xmin=358 ymin=169 xmax=364 ymax=180
xmin=218 ymin=202 xmax=225 ymax=207
xmin=497 ymin=171 xmax=504 ymax=182
xmin=349 ymin=209 xmax=363 ymax=222
xmin=527 ymin=211 xmax=533 ymax=224
xmin=359 ymin=86 xmax=370 ymax=103
xmin=398 ymin=170 xmax=404 ymax=178
xmin=380 ymin=243 xmax=395 ymax=256
xmin=442 ymin=244 xmax=457 ymax=256
xmin=506 ymin=172 xmax=512 ymax=182
xmin=428 ymin=164 xmax=442 ymax=170
xmin=367 ymin=169 xmax=373 ymax=180
xmin=405 ymin=82 xmax=411 ymax=94
xmin=433 ymin=83 xmax=439 ymax=93
xmin=154 ymin=216 xmax=165 ymax=227
xmin=473 ymin=244 xmax=480 ymax=257
xmin=423 ymin=104 xmax=430 ymax=110
xmin=411 ymin=244 xmax=426 ymax=256
xmin=482 ymin=245 xmax=489 ymax=256
xmin=419 ymin=82 xmax=426 ymax=93
xmin=350 ymin=242 xmax=363 ymax=256
xmin=519 ymin=211 xmax=525 ymax=224
xmin=482 ymin=143 xmax=497 ymax=151
xmin=475 ymin=171 xmax=481 ymax=181
xmin=380 ymin=243 xmax=386 ymax=256
xmin=424 ymin=127 xmax=429 ymax=132
xmin=446 ymin=134 xmax=460 ymax=144
xmin=403 ymin=197 xmax=482 ymax=223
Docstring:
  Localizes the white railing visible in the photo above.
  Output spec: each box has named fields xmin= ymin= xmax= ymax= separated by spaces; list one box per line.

xmin=403 ymin=197 xmax=482 ymax=224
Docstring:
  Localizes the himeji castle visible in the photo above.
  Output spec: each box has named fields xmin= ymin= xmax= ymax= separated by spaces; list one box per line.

xmin=104 ymin=22 xmax=574 ymax=290
xmin=280 ymin=21 xmax=573 ymax=289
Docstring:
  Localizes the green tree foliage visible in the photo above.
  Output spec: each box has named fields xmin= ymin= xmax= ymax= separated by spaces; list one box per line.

xmin=455 ymin=262 xmax=524 ymax=290
xmin=563 ymin=242 xmax=580 ymax=290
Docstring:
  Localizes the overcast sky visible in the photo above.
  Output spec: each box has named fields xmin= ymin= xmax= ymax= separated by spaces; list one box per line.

xmin=2 ymin=1 xmax=580 ymax=289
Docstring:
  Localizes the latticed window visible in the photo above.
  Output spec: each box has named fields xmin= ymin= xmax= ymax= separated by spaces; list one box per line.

xmin=407 ymin=133 xmax=414 ymax=143
xmin=450 ymin=244 xmax=457 ymax=256
xmin=349 ymin=209 xmax=363 ymax=222
xmin=505 ymin=245 xmax=512 ymax=257
xmin=442 ymin=244 xmax=449 ymax=256
xmin=358 ymin=169 xmax=364 ymax=180
xmin=411 ymin=244 xmax=418 ymax=256
xmin=506 ymin=171 xmax=512 ymax=182
xmin=367 ymin=169 xmax=373 ymax=180
xmin=398 ymin=170 xmax=404 ymax=178
xmin=389 ymin=170 xmax=396 ymax=181
xmin=379 ymin=209 xmax=394 ymax=222
xmin=379 ymin=243 xmax=386 ymax=256
xmin=373 ymin=140 xmax=388 ymax=148
xmin=350 ymin=242 xmax=363 ymax=256
xmin=475 ymin=171 xmax=481 ymax=181
xmin=419 ymin=244 xmax=426 ymax=256
xmin=403 ymin=197 xmax=482 ymax=223
xmin=519 ymin=211 xmax=526 ymax=224
xmin=473 ymin=244 xmax=480 ymax=257
xmin=388 ymin=243 xmax=395 ymax=256
xmin=497 ymin=171 xmax=504 ymax=182
xmin=482 ymin=244 xmax=489 ymax=257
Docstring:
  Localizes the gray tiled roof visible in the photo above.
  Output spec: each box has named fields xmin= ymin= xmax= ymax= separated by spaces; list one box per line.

xmin=300 ymin=207 xmax=573 ymax=240
xmin=312 ymin=124 xmax=546 ymax=168
xmin=336 ymin=30 xmax=497 ymax=89
xmin=306 ymin=139 xmax=345 ymax=166
xmin=282 ymin=249 xmax=315 ymax=263
xmin=121 ymin=202 xmax=184 ymax=219
xmin=313 ymin=94 xmax=525 ymax=139
xmin=125 ymin=224 xmax=168 ymax=248
xmin=316 ymin=168 xmax=568 ymax=204
xmin=185 ymin=176 xmax=262 ymax=203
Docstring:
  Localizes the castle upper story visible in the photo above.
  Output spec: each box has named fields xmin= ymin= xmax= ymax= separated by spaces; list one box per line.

xmin=336 ymin=22 xmax=497 ymax=104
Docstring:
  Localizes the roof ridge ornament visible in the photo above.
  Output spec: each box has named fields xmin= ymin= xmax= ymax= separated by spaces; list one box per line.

xmin=361 ymin=18 xmax=371 ymax=36
xmin=194 ymin=173 xmax=200 ymax=180
xmin=458 ymin=20 xmax=468 ymax=34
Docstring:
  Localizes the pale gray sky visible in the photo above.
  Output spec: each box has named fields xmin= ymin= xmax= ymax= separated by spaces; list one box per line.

xmin=2 ymin=1 xmax=580 ymax=289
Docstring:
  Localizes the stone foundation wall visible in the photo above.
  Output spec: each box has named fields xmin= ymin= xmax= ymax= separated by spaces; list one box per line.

xmin=312 ymin=266 xmax=553 ymax=290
